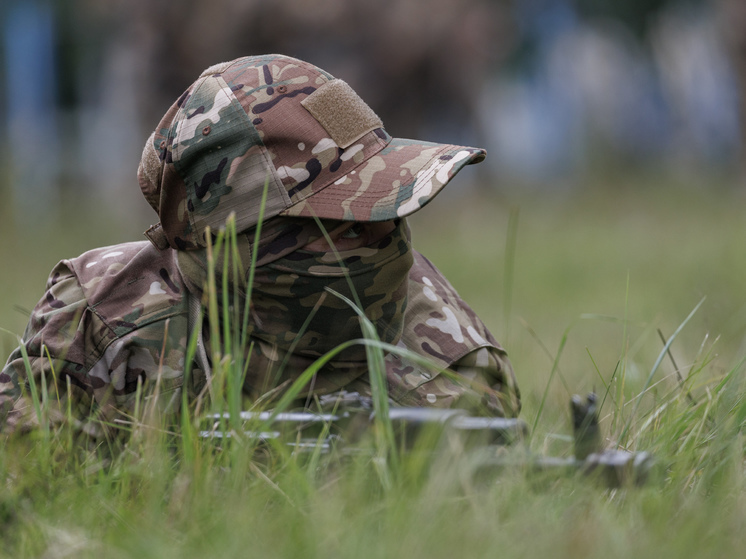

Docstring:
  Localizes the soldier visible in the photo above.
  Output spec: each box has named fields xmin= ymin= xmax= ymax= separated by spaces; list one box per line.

xmin=0 ymin=54 xmax=520 ymax=441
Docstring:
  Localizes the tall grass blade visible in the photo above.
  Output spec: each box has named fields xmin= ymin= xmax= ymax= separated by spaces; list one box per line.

xmin=324 ymin=287 xmax=399 ymax=480
xmin=503 ymin=206 xmax=519 ymax=345
xmin=18 ymin=341 xmax=45 ymax=435
xmin=619 ymin=296 xmax=705 ymax=444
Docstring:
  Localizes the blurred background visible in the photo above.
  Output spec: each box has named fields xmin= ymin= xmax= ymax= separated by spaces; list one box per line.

xmin=1 ymin=0 xmax=744 ymax=208
xmin=2 ymin=0 xmax=746 ymax=427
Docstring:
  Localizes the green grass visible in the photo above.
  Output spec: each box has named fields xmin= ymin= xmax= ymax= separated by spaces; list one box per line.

xmin=2 ymin=174 xmax=746 ymax=558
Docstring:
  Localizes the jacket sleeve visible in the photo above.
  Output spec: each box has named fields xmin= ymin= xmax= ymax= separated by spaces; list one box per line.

xmin=0 ymin=257 xmax=186 ymax=440
xmin=384 ymin=251 xmax=521 ymax=417
xmin=0 ymin=260 xmax=93 ymax=435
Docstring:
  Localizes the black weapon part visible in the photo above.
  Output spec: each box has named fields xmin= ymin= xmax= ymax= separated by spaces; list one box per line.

xmin=571 ymin=393 xmax=602 ymax=460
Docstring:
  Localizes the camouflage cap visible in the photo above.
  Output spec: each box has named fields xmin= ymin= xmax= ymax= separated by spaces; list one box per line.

xmin=138 ymin=54 xmax=486 ymax=250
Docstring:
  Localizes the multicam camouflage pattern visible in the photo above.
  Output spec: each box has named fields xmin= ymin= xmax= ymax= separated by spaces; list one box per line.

xmin=377 ymin=251 xmax=520 ymax=417
xmin=237 ymin=247 xmax=520 ymax=418
xmin=248 ymin=219 xmax=413 ymax=361
xmin=0 ymin=242 xmax=187 ymax=438
xmin=0 ymin=239 xmax=518 ymax=437
xmin=138 ymin=54 xmax=486 ymax=250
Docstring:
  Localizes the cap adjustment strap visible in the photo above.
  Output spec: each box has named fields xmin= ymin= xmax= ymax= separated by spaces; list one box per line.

xmin=144 ymin=223 xmax=171 ymax=250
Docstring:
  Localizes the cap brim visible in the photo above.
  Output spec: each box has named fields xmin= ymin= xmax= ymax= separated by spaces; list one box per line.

xmin=279 ymin=137 xmax=486 ymax=222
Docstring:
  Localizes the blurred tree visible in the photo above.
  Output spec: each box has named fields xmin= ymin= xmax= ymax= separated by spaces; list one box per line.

xmin=1 ymin=0 xmax=59 ymax=212
xmin=715 ymin=0 xmax=746 ymax=178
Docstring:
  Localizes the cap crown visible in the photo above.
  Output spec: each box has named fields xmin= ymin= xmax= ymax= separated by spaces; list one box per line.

xmin=139 ymin=54 xmax=487 ymax=251
xmin=144 ymin=54 xmax=389 ymax=249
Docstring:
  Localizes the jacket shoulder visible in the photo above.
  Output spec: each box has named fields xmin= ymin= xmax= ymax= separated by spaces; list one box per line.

xmin=398 ymin=250 xmax=501 ymax=368
xmin=1 ymin=242 xmax=190 ymax=436
xmin=68 ymin=241 xmax=187 ymax=334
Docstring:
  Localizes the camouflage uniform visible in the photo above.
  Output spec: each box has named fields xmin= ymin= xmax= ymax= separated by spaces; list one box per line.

xmin=0 ymin=54 xmax=519 ymax=439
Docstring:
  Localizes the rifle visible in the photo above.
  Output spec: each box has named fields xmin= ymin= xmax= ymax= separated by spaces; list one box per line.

xmin=200 ymin=392 xmax=655 ymax=488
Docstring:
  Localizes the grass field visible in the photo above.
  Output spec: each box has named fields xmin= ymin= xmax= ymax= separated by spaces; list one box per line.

xmin=1 ymin=173 xmax=746 ymax=558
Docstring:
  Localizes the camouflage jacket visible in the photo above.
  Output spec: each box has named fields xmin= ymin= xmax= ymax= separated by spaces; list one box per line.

xmin=0 ymin=241 xmax=519 ymax=439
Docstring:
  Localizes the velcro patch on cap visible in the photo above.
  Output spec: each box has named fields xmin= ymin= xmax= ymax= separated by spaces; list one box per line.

xmin=138 ymin=131 xmax=162 ymax=190
xmin=301 ymin=80 xmax=383 ymax=149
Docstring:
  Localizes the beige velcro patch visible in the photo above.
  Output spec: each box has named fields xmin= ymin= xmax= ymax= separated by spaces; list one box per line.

xmin=138 ymin=132 xmax=161 ymax=189
xmin=301 ymin=79 xmax=384 ymax=149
